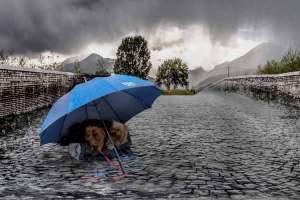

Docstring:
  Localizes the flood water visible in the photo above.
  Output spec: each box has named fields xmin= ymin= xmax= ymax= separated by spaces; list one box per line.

xmin=0 ymin=91 xmax=300 ymax=199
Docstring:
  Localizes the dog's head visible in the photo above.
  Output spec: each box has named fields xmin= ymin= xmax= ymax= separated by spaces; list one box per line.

xmin=84 ymin=126 xmax=105 ymax=151
xmin=109 ymin=121 xmax=128 ymax=146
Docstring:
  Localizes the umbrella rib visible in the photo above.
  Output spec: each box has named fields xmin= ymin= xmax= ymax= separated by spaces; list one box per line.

xmin=85 ymin=104 xmax=89 ymax=119
xmin=121 ymin=89 xmax=150 ymax=109
xmin=102 ymin=97 xmax=123 ymax=122
xmin=92 ymin=101 xmax=126 ymax=174
xmin=104 ymin=78 xmax=151 ymax=108
xmin=58 ymin=115 xmax=67 ymax=143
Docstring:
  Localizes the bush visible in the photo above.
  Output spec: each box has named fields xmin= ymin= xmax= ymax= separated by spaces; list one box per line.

xmin=257 ymin=49 xmax=300 ymax=74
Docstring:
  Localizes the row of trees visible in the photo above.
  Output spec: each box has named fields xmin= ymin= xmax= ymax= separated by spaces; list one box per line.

xmin=0 ymin=50 xmax=28 ymax=67
xmin=257 ymin=49 xmax=300 ymax=74
xmin=0 ymin=50 xmax=63 ymax=70
xmin=113 ymin=36 xmax=189 ymax=89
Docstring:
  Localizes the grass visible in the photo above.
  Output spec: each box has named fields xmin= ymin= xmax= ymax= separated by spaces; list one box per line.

xmin=160 ymin=89 xmax=195 ymax=95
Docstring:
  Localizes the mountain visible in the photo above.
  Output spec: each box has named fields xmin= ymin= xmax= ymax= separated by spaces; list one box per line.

xmin=61 ymin=54 xmax=87 ymax=66
xmin=193 ymin=42 xmax=286 ymax=90
xmin=62 ymin=53 xmax=114 ymax=74
xmin=213 ymin=42 xmax=285 ymax=74
xmin=188 ymin=67 xmax=207 ymax=87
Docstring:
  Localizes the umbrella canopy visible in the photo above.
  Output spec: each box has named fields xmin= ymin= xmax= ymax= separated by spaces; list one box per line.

xmin=40 ymin=74 xmax=161 ymax=145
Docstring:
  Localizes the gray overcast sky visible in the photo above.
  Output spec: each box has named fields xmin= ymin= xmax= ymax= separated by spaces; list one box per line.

xmin=0 ymin=0 xmax=300 ymax=68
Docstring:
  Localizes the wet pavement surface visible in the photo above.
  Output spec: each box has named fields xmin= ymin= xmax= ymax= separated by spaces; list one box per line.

xmin=0 ymin=91 xmax=300 ymax=199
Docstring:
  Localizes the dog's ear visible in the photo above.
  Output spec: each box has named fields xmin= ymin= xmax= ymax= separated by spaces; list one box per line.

xmin=123 ymin=124 xmax=128 ymax=134
xmin=124 ymin=124 xmax=129 ymax=140
xmin=111 ymin=121 xmax=117 ymax=129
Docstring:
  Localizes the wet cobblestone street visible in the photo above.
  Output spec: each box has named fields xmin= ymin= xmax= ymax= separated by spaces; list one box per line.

xmin=0 ymin=91 xmax=300 ymax=199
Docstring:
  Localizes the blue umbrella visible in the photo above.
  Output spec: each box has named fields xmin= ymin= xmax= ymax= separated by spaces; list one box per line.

xmin=40 ymin=74 xmax=161 ymax=173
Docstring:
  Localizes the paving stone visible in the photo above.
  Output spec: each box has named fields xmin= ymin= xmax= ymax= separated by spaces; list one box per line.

xmin=226 ymin=189 xmax=243 ymax=195
xmin=230 ymin=194 xmax=248 ymax=200
xmin=179 ymin=189 xmax=193 ymax=194
xmin=186 ymin=184 xmax=198 ymax=190
xmin=210 ymin=190 xmax=229 ymax=197
xmin=193 ymin=189 xmax=210 ymax=196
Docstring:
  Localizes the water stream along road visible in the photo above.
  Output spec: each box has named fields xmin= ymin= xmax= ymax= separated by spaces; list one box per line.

xmin=0 ymin=91 xmax=300 ymax=199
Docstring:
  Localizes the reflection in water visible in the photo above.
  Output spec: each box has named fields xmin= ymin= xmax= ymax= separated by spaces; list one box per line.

xmin=0 ymin=91 xmax=299 ymax=199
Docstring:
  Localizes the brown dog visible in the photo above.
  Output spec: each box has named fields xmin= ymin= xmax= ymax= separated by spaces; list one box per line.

xmin=84 ymin=125 xmax=106 ymax=153
xmin=107 ymin=121 xmax=128 ymax=149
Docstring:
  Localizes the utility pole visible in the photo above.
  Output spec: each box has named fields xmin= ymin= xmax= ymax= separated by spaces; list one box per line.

xmin=227 ymin=66 xmax=230 ymax=77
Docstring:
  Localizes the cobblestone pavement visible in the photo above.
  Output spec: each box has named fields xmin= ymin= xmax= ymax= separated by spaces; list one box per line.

xmin=0 ymin=91 xmax=300 ymax=199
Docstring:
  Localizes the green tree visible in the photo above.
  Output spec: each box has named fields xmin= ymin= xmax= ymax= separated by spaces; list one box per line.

xmin=156 ymin=63 xmax=172 ymax=89
xmin=74 ymin=62 xmax=81 ymax=74
xmin=156 ymin=58 xmax=189 ymax=90
xmin=114 ymin=35 xmax=151 ymax=79
xmin=178 ymin=62 xmax=189 ymax=89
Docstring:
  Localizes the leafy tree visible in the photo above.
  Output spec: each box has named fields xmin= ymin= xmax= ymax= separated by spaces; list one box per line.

xmin=19 ymin=57 xmax=26 ymax=67
xmin=156 ymin=63 xmax=172 ymax=89
xmin=178 ymin=62 xmax=189 ymax=88
xmin=74 ymin=62 xmax=81 ymax=74
xmin=114 ymin=35 xmax=151 ymax=79
xmin=156 ymin=58 xmax=189 ymax=90
xmin=95 ymin=59 xmax=110 ymax=76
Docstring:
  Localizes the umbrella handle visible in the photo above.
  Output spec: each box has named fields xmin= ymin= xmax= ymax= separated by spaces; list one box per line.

xmin=101 ymin=120 xmax=127 ymax=175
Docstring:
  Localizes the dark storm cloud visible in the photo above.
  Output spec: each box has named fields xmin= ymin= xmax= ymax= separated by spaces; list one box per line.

xmin=0 ymin=0 xmax=300 ymax=54
xmin=151 ymin=38 xmax=184 ymax=51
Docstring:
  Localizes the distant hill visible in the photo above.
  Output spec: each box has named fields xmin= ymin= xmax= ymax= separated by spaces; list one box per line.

xmin=213 ymin=42 xmax=285 ymax=75
xmin=193 ymin=42 xmax=287 ymax=90
xmin=62 ymin=53 xmax=114 ymax=74
xmin=188 ymin=67 xmax=207 ymax=87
